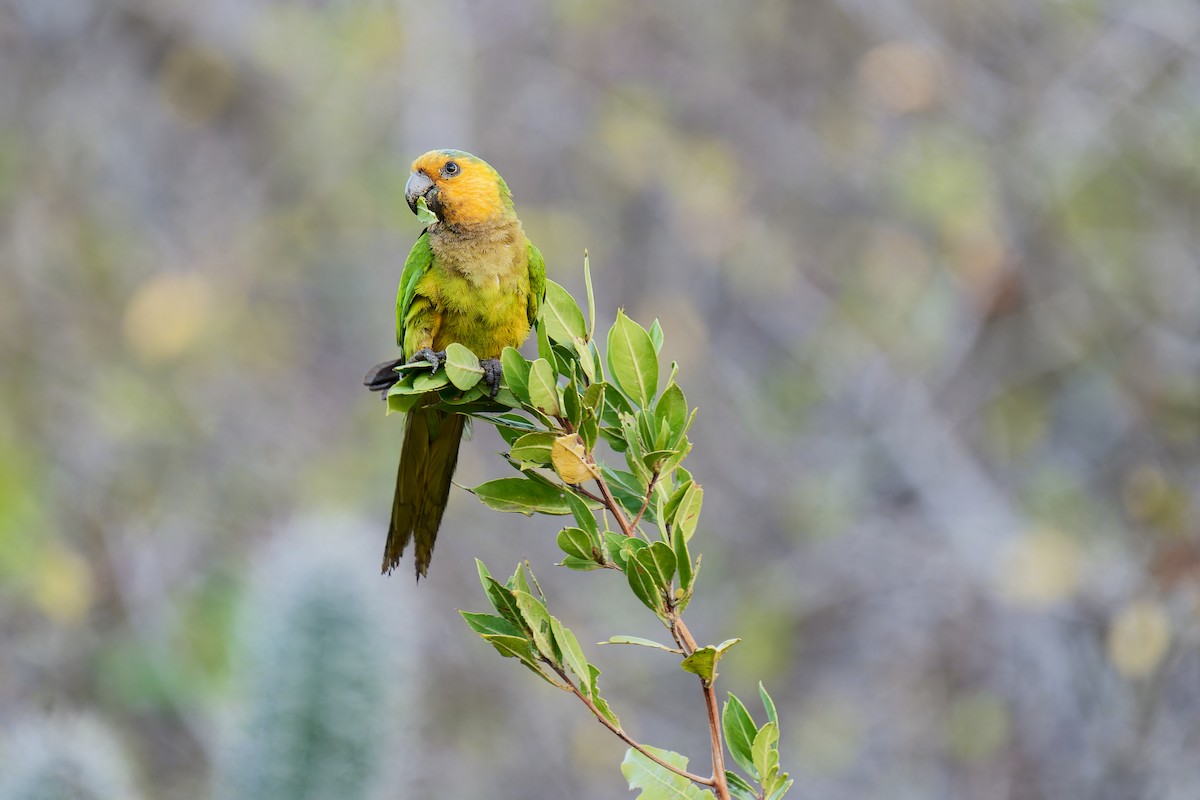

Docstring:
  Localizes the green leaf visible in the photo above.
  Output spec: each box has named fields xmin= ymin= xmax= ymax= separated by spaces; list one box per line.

xmin=386 ymin=372 xmax=421 ymax=396
xmin=557 ymin=527 xmax=599 ymax=563
xmin=584 ymin=249 xmax=596 ymax=341
xmin=573 ymin=337 xmax=596 ymax=383
xmin=642 ymin=449 xmax=680 ymax=472
xmin=527 ymin=358 xmax=561 ymax=417
xmin=635 ymin=542 xmax=677 ymax=592
xmin=621 ymin=747 xmax=715 ymax=800
xmin=619 ymin=413 xmax=654 ymax=486
xmin=678 ymin=553 xmax=702 ymax=612
xmin=490 ymin=386 xmax=523 ymax=409
xmin=603 ymin=464 xmax=649 ymax=496
xmin=655 ymin=383 xmax=688 ymax=445
xmin=561 ymin=556 xmax=602 ymax=571
xmin=638 ymin=407 xmax=659 ymax=451
xmin=579 ymin=414 xmax=599 ymax=452
xmin=475 ymin=558 xmax=494 ymax=589
xmin=443 ymin=342 xmax=483 ymax=390
xmin=759 ymin=682 xmax=778 ymax=726
xmin=674 ymin=527 xmax=693 ymax=592
xmin=588 ymin=663 xmax=620 ymax=727
xmin=562 ymin=380 xmax=582 ymax=427
xmin=602 ymin=384 xmax=634 ymax=427
xmin=414 ymin=195 xmax=438 ymax=226
xmin=607 ymin=310 xmax=659 ymax=408
xmin=583 ymin=382 xmax=606 ymax=414
xmin=600 ymin=465 xmax=647 ymax=519
xmin=648 ymin=318 xmax=664 ymax=353
xmin=509 ymin=561 xmax=532 ymax=595
xmin=440 ymin=384 xmax=484 ymax=405
xmin=460 ymin=611 xmax=526 ymax=640
xmin=510 ymin=432 xmax=555 ymax=469
xmin=601 ymin=635 xmax=682 ymax=654
xmin=654 ymin=436 xmax=693 ymax=478
xmin=564 ymin=490 xmax=599 ymax=542
xmin=549 ymin=616 xmax=589 ymax=685
xmin=500 ymin=347 xmax=530 ymax=403
xmin=725 ymin=771 xmax=758 ymax=800
xmin=492 ymin=411 xmax=540 ymax=432
xmin=513 ymin=590 xmax=553 ymax=659
xmin=672 ymin=482 xmax=703 ymax=542
xmin=663 ymin=480 xmax=692 ymax=521
xmin=536 ymin=314 xmax=556 ymax=372
xmin=553 ymin=341 xmax=580 ymax=373
xmin=480 ymin=633 xmax=536 ymax=662
xmin=600 ymin=426 xmax=628 ymax=453
xmin=767 ymin=778 xmax=794 ymax=800
xmin=386 ymin=391 xmax=422 ymax=415
xmin=541 ymin=280 xmax=588 ymax=344
xmin=415 ymin=371 xmax=452 ymax=393
xmin=723 ymin=694 xmax=759 ymax=778
xmin=626 ymin=560 xmax=663 ymax=614
xmin=604 ymin=531 xmax=633 ymax=570
xmin=470 ymin=478 xmax=575 ymax=515
xmin=751 ymin=722 xmax=780 ymax=785
xmin=679 ymin=638 xmax=740 ymax=684
xmin=481 ymin=577 xmax=523 ymax=627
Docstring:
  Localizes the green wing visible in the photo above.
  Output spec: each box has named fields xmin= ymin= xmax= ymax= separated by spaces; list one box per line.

xmin=526 ymin=241 xmax=546 ymax=327
xmin=396 ymin=232 xmax=434 ymax=350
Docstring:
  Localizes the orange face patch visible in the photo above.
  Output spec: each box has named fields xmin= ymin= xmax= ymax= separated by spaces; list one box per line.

xmin=410 ymin=150 xmax=507 ymax=227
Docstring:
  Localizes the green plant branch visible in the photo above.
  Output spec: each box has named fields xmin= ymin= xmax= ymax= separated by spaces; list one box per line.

xmin=670 ymin=615 xmax=730 ymax=793
xmin=545 ymin=660 xmax=715 ymax=787
xmin=571 ymin=484 xmax=605 ymax=504
xmin=628 ymin=469 xmax=661 ymax=530
xmin=591 ymin=468 xmax=733 ymax=800
xmin=458 ymin=290 xmax=790 ymax=800
xmin=594 ymin=471 xmax=637 ymax=539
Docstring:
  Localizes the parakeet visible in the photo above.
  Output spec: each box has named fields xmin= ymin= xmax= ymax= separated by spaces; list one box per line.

xmin=364 ymin=150 xmax=546 ymax=578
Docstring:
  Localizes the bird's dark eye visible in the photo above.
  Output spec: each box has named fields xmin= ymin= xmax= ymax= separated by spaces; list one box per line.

xmin=442 ymin=161 xmax=460 ymax=177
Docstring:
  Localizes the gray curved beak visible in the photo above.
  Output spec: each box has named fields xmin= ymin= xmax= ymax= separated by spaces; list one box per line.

xmin=405 ymin=171 xmax=435 ymax=215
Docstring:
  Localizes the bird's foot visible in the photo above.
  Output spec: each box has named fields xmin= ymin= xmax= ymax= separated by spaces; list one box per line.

xmin=481 ymin=358 xmax=503 ymax=398
xmin=409 ymin=347 xmax=446 ymax=372
xmin=364 ymin=357 xmax=406 ymax=395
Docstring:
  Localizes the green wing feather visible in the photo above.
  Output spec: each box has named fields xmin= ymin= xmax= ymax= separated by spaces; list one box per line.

xmin=526 ymin=241 xmax=546 ymax=327
xmin=396 ymin=232 xmax=434 ymax=352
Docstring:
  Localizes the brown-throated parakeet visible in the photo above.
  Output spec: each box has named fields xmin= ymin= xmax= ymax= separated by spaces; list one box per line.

xmin=364 ymin=150 xmax=546 ymax=578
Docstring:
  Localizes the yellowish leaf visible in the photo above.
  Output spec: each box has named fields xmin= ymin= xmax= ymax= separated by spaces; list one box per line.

xmin=551 ymin=435 xmax=597 ymax=485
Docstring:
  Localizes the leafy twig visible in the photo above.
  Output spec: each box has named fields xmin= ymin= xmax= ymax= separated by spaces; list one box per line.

xmin=545 ymin=661 xmax=715 ymax=787
xmin=628 ymin=470 xmax=661 ymax=530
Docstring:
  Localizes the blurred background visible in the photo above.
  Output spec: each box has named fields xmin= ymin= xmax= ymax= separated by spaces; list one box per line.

xmin=2 ymin=0 xmax=1199 ymax=798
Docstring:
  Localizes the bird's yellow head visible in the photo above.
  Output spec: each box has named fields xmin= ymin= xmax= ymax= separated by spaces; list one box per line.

xmin=405 ymin=149 xmax=513 ymax=228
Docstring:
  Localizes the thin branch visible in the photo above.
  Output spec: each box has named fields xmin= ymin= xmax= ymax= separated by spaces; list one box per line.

xmin=572 ymin=484 xmax=605 ymax=504
xmin=592 ymin=467 xmax=733 ymax=800
xmin=674 ymin=617 xmax=730 ymax=800
xmin=629 ymin=470 xmax=661 ymax=530
xmin=547 ymin=661 xmax=715 ymax=787
xmin=594 ymin=473 xmax=636 ymax=538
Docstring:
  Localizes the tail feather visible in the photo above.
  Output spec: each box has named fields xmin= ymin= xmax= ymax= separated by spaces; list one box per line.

xmin=382 ymin=406 xmax=466 ymax=578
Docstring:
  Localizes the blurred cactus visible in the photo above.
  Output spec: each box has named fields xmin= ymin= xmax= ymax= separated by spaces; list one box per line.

xmin=215 ymin=535 xmax=390 ymax=800
xmin=0 ymin=716 xmax=141 ymax=800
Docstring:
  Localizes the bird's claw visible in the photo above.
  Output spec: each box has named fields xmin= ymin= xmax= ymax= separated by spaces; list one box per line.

xmin=409 ymin=347 xmax=446 ymax=372
xmin=481 ymin=358 xmax=503 ymax=398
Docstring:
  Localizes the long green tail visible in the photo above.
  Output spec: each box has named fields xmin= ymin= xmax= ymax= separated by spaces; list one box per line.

xmin=382 ymin=406 xmax=466 ymax=577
